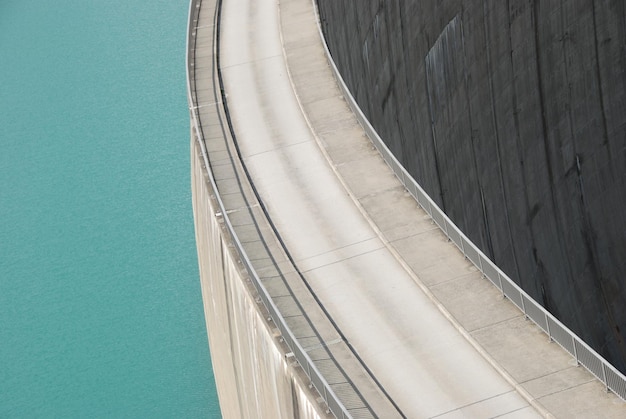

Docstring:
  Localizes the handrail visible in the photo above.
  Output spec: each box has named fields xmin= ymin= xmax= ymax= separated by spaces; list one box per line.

xmin=185 ymin=0 xmax=351 ymax=417
xmin=310 ymin=0 xmax=626 ymax=402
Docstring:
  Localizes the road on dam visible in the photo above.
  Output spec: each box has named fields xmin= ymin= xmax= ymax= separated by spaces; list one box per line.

xmin=196 ymin=0 xmax=626 ymax=417
xmin=217 ymin=0 xmax=538 ymax=417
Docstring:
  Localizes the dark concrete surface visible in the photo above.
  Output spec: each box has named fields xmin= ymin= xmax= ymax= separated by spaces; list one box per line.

xmin=316 ymin=0 xmax=626 ymax=372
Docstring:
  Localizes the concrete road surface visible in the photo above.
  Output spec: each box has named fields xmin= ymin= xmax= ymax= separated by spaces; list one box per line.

xmin=217 ymin=0 xmax=542 ymax=417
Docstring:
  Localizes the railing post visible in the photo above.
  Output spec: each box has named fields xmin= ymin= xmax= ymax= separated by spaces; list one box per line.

xmin=460 ymin=236 xmax=466 ymax=257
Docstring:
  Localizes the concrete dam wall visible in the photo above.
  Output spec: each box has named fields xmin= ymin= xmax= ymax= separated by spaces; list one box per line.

xmin=191 ymin=139 xmax=325 ymax=418
xmin=316 ymin=0 xmax=626 ymax=373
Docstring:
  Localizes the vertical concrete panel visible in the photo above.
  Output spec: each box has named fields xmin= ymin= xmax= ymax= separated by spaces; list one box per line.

xmin=191 ymin=139 xmax=324 ymax=418
xmin=472 ymin=0 xmax=518 ymax=281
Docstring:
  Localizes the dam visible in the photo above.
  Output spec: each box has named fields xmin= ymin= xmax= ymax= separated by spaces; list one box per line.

xmin=187 ymin=0 xmax=626 ymax=417
xmin=316 ymin=0 xmax=626 ymax=375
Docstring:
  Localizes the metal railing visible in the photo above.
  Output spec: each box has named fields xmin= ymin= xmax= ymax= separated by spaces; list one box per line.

xmin=185 ymin=0 xmax=351 ymax=417
xmin=311 ymin=0 xmax=626 ymax=402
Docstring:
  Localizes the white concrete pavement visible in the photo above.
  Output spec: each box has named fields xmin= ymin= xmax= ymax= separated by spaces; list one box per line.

xmin=218 ymin=0 xmax=541 ymax=417
xmin=203 ymin=0 xmax=626 ymax=416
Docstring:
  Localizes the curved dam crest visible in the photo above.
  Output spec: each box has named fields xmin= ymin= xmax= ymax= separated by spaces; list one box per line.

xmin=188 ymin=2 xmax=330 ymax=417
xmin=189 ymin=0 xmax=626 ymax=416
xmin=316 ymin=0 xmax=626 ymax=373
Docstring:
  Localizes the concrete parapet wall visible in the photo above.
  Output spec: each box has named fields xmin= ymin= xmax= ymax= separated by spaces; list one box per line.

xmin=190 ymin=138 xmax=323 ymax=419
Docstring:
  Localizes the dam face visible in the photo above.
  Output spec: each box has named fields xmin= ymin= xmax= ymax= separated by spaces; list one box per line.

xmin=191 ymin=139 xmax=325 ymax=418
xmin=316 ymin=0 xmax=626 ymax=372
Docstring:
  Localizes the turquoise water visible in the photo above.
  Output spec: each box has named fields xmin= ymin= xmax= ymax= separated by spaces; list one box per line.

xmin=0 ymin=0 xmax=220 ymax=417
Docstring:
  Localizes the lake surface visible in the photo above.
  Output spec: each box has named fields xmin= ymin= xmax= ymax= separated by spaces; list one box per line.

xmin=0 ymin=0 xmax=221 ymax=416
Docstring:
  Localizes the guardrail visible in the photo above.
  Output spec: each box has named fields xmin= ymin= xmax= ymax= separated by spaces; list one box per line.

xmin=310 ymin=0 xmax=626 ymax=402
xmin=185 ymin=0 xmax=351 ymax=417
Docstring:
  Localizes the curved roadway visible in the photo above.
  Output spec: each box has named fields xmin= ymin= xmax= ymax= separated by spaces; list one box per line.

xmin=190 ymin=0 xmax=626 ymax=417
xmin=218 ymin=0 xmax=539 ymax=417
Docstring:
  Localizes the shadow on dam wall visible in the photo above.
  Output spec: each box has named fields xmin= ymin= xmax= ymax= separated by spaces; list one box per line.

xmin=316 ymin=0 xmax=626 ymax=372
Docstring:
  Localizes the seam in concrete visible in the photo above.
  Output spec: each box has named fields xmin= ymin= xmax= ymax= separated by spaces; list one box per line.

xmin=429 ymin=389 xmax=520 ymax=419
